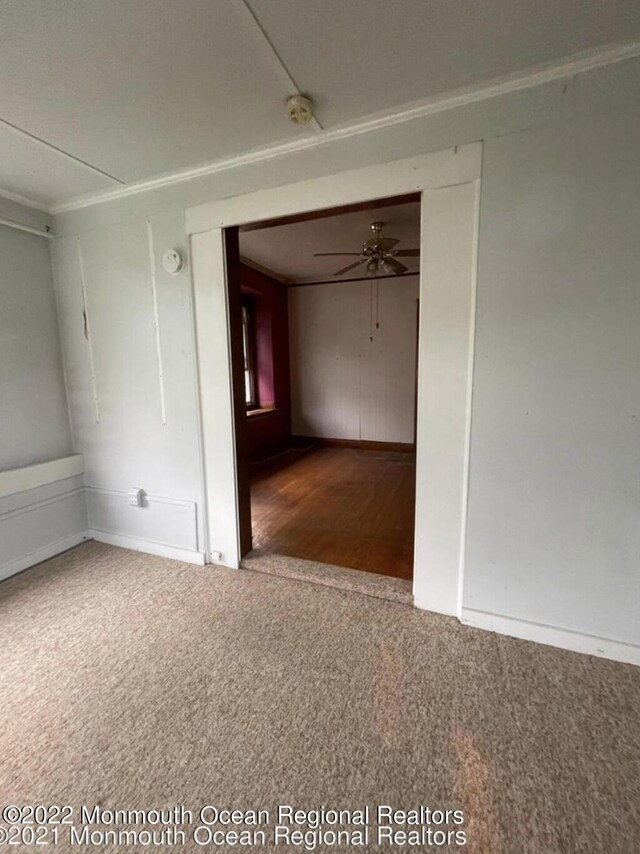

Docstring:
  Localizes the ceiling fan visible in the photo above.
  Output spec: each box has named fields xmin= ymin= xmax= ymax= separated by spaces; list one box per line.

xmin=314 ymin=220 xmax=419 ymax=277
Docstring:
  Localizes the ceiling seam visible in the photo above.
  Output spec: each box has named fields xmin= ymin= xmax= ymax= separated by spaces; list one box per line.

xmin=50 ymin=38 xmax=640 ymax=215
xmin=232 ymin=0 xmax=323 ymax=132
xmin=0 ymin=115 xmax=126 ymax=185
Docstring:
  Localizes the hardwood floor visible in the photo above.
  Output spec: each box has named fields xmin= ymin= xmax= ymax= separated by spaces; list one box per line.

xmin=250 ymin=446 xmax=415 ymax=579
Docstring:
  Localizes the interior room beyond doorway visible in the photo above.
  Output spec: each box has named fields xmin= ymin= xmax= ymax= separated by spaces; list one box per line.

xmin=236 ymin=196 xmax=420 ymax=581
xmin=251 ymin=445 xmax=415 ymax=579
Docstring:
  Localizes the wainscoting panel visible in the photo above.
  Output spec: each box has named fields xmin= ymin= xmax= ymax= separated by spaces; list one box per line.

xmin=0 ymin=474 xmax=88 ymax=582
xmin=85 ymin=487 xmax=200 ymax=559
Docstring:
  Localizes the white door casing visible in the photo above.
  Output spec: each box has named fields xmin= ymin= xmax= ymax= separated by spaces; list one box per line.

xmin=188 ymin=143 xmax=481 ymax=616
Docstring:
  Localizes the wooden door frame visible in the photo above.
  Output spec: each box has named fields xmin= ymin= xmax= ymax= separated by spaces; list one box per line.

xmin=222 ymin=227 xmax=253 ymax=557
xmin=188 ymin=143 xmax=481 ymax=617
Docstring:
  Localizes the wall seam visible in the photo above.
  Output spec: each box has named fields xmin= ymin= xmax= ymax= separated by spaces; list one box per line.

xmin=146 ymin=220 xmax=167 ymax=425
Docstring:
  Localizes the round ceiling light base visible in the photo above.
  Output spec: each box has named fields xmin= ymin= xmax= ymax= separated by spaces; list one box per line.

xmin=286 ymin=94 xmax=314 ymax=125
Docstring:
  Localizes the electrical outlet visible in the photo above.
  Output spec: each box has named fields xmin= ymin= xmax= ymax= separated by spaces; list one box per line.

xmin=210 ymin=550 xmax=222 ymax=563
xmin=128 ymin=488 xmax=144 ymax=507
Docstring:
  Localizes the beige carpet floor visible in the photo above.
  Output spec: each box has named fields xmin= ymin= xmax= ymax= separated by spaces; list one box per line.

xmin=242 ymin=548 xmax=413 ymax=605
xmin=1 ymin=541 xmax=639 ymax=853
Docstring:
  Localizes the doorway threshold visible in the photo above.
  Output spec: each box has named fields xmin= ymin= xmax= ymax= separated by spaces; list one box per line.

xmin=241 ymin=549 xmax=413 ymax=606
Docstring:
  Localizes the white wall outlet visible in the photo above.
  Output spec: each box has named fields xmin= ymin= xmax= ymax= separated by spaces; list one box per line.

xmin=128 ymin=488 xmax=145 ymax=507
xmin=210 ymin=550 xmax=222 ymax=563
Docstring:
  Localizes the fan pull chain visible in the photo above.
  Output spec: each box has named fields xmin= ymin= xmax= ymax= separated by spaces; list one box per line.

xmin=369 ymin=279 xmax=374 ymax=342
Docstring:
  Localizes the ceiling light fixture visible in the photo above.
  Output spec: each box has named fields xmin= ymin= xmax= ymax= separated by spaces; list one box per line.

xmin=286 ymin=94 xmax=315 ymax=125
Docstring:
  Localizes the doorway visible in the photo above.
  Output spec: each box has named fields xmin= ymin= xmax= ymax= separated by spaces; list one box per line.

xmin=188 ymin=143 xmax=481 ymax=615
xmin=230 ymin=197 xmax=421 ymax=580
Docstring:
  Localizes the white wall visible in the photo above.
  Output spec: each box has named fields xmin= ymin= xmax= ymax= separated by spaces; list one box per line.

xmin=49 ymin=54 xmax=640 ymax=661
xmin=0 ymin=201 xmax=87 ymax=578
xmin=51 ymin=211 xmax=206 ymax=563
xmin=0 ymin=205 xmax=72 ymax=470
xmin=289 ymin=277 xmax=419 ymax=443
xmin=463 ymin=107 xmax=640 ymax=649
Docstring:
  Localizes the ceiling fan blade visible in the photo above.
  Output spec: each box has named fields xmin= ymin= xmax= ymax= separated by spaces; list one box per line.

xmin=394 ymin=248 xmax=420 ymax=257
xmin=384 ymin=257 xmax=408 ymax=275
xmin=376 ymin=237 xmax=400 ymax=251
xmin=334 ymin=259 xmax=367 ymax=276
xmin=314 ymin=252 xmax=361 ymax=257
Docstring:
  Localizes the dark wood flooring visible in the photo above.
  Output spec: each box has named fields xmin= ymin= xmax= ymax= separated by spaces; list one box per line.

xmin=249 ymin=446 xmax=416 ymax=579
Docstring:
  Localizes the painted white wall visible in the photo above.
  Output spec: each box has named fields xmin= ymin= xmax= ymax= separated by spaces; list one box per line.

xmin=51 ymin=211 xmax=206 ymax=563
xmin=289 ymin=277 xmax=419 ymax=443
xmin=49 ymin=56 xmax=640 ymax=662
xmin=0 ymin=203 xmax=86 ymax=579
xmin=0 ymin=206 xmax=72 ymax=470
xmin=463 ymin=107 xmax=640 ymax=650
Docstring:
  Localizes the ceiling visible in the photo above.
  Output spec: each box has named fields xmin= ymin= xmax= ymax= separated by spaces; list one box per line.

xmin=1 ymin=0 xmax=639 ymax=209
xmin=239 ymin=199 xmax=421 ymax=284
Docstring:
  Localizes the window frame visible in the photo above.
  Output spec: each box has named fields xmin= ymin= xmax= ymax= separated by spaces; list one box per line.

xmin=241 ymin=299 xmax=259 ymax=410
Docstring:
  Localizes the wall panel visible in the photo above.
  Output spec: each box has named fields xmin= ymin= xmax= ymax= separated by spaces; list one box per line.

xmin=464 ymin=108 xmax=640 ymax=648
xmin=0 ymin=473 xmax=87 ymax=582
xmin=289 ymin=276 xmax=419 ymax=443
xmin=51 ymin=211 xmax=206 ymax=559
xmin=0 ymin=221 xmax=72 ymax=469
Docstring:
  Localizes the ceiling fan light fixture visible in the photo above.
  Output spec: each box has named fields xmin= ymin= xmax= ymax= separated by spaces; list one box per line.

xmin=312 ymin=219 xmax=419 ymax=277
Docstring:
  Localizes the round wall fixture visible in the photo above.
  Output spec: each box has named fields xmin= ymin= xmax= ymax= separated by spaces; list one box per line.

xmin=162 ymin=248 xmax=184 ymax=275
xmin=286 ymin=94 xmax=314 ymax=125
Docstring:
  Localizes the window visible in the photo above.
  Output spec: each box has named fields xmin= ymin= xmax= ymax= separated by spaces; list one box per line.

xmin=241 ymin=302 xmax=257 ymax=408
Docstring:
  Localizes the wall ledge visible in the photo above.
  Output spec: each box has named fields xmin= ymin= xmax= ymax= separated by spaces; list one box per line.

xmin=461 ymin=607 xmax=640 ymax=667
xmin=0 ymin=454 xmax=84 ymax=499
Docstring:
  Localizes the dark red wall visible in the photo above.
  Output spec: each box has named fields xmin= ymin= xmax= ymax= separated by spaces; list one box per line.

xmin=240 ymin=264 xmax=291 ymax=461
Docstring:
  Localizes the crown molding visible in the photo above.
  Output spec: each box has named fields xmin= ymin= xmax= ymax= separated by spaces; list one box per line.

xmin=50 ymin=39 xmax=640 ymax=216
xmin=0 ymin=185 xmax=50 ymax=213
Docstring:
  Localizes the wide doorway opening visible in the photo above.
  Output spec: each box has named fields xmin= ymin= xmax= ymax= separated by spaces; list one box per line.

xmin=228 ymin=195 xmax=421 ymax=581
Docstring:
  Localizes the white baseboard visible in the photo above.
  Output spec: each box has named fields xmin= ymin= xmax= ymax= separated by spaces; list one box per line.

xmin=461 ymin=607 xmax=640 ymax=667
xmin=89 ymin=529 xmax=205 ymax=565
xmin=0 ymin=530 xmax=89 ymax=583
xmin=413 ymin=594 xmax=457 ymax=617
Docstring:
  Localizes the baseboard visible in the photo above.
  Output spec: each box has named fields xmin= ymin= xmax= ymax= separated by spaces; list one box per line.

xmin=461 ymin=607 xmax=640 ymax=667
xmin=89 ymin=530 xmax=205 ymax=565
xmin=292 ymin=435 xmax=415 ymax=453
xmin=0 ymin=530 xmax=89 ymax=583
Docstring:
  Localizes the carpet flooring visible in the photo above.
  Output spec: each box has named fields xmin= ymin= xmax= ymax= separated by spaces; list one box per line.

xmin=242 ymin=548 xmax=413 ymax=605
xmin=1 ymin=541 xmax=639 ymax=853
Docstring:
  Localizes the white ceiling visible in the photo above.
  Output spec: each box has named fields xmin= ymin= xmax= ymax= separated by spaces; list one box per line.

xmin=247 ymin=0 xmax=640 ymax=125
xmin=0 ymin=0 xmax=638 ymax=208
xmin=239 ymin=200 xmax=421 ymax=284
